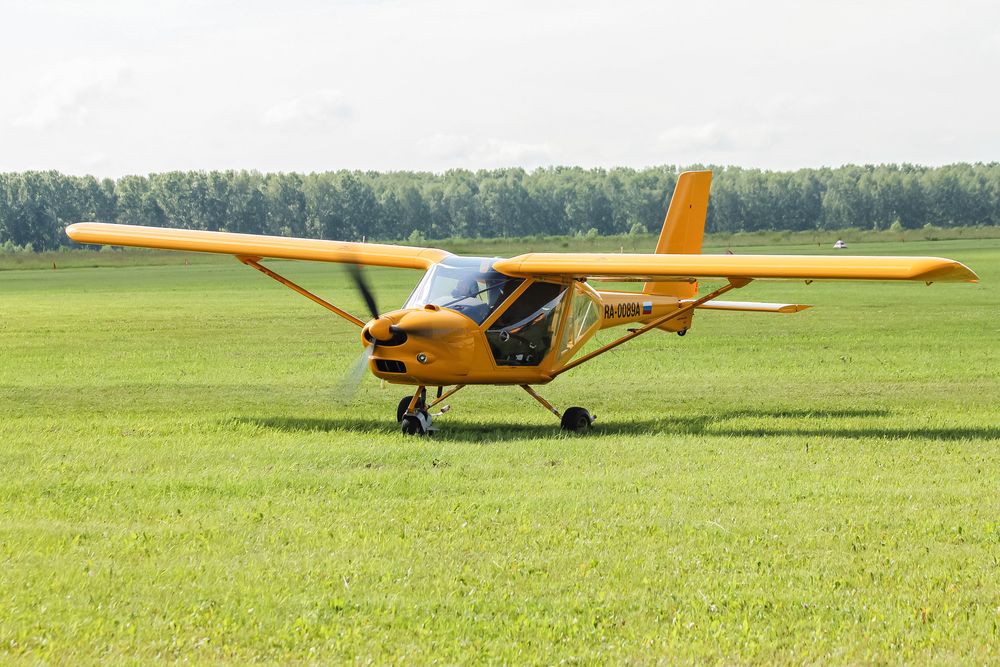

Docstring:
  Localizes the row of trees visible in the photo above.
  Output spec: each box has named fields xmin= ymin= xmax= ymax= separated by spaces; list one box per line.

xmin=2 ymin=163 xmax=999 ymax=251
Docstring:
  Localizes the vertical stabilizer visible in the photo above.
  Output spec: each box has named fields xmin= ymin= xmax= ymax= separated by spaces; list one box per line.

xmin=642 ymin=170 xmax=712 ymax=298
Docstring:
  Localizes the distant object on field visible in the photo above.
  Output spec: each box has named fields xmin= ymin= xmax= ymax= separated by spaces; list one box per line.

xmin=834 ymin=239 xmax=847 ymax=249
xmin=65 ymin=171 xmax=979 ymax=436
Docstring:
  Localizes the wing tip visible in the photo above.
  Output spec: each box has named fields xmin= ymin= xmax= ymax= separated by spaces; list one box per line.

xmin=917 ymin=258 xmax=979 ymax=283
xmin=65 ymin=222 xmax=89 ymax=242
xmin=68 ymin=222 xmax=124 ymax=245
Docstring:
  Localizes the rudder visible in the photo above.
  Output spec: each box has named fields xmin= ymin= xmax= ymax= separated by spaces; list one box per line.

xmin=642 ymin=170 xmax=712 ymax=298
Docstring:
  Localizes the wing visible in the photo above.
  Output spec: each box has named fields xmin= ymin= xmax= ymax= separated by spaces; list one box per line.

xmin=492 ymin=253 xmax=978 ymax=283
xmin=65 ymin=223 xmax=451 ymax=270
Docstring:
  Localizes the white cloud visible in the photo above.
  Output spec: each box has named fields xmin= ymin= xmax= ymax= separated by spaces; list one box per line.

xmin=657 ymin=123 xmax=734 ymax=153
xmin=12 ymin=60 xmax=132 ymax=130
xmin=980 ymin=30 xmax=1000 ymax=54
xmin=83 ymin=152 xmax=111 ymax=169
xmin=656 ymin=122 xmax=777 ymax=160
xmin=261 ymin=89 xmax=352 ymax=128
xmin=754 ymin=93 xmax=833 ymax=118
xmin=420 ymin=134 xmax=554 ymax=168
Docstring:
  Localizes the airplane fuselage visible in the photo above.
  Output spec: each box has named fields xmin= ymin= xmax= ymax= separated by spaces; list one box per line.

xmin=364 ymin=263 xmax=692 ymax=386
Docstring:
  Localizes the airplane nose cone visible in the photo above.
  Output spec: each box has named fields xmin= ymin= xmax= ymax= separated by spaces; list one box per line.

xmin=368 ymin=316 xmax=393 ymax=342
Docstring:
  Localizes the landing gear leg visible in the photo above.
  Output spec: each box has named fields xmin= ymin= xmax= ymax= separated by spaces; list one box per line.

xmin=396 ymin=392 xmax=425 ymax=422
xmin=519 ymin=385 xmax=595 ymax=432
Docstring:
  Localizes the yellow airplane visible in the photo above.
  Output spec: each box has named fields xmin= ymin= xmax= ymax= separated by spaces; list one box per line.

xmin=65 ymin=171 xmax=978 ymax=435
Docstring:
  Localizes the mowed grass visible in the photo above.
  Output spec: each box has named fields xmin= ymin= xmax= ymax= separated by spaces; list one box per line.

xmin=1 ymin=239 xmax=998 ymax=663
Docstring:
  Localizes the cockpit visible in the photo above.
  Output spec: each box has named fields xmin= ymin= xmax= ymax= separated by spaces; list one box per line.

xmin=404 ymin=257 xmax=523 ymax=324
xmin=404 ymin=256 xmax=598 ymax=368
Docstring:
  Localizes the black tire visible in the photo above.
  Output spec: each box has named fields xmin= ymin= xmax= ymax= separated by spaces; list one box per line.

xmin=396 ymin=394 xmax=425 ymax=422
xmin=401 ymin=414 xmax=426 ymax=436
xmin=560 ymin=407 xmax=593 ymax=432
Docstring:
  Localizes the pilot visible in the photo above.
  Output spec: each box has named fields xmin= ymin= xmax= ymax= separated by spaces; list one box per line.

xmin=447 ymin=277 xmax=489 ymax=321
xmin=452 ymin=277 xmax=479 ymax=300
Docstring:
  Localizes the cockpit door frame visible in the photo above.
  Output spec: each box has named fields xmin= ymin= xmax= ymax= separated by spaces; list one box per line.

xmin=479 ymin=277 xmax=535 ymax=331
xmin=480 ymin=277 xmax=576 ymax=371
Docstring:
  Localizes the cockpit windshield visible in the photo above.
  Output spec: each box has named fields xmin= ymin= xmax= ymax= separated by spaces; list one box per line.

xmin=403 ymin=257 xmax=524 ymax=324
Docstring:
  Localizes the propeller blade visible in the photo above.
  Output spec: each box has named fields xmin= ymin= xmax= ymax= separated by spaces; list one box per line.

xmin=336 ymin=343 xmax=375 ymax=404
xmin=346 ymin=264 xmax=379 ymax=320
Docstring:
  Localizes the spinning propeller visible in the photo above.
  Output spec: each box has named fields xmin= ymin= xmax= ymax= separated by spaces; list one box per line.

xmin=347 ymin=264 xmax=379 ymax=322
xmin=347 ymin=264 xmax=460 ymax=341
xmin=335 ymin=264 xmax=381 ymax=402
xmin=338 ymin=264 xmax=457 ymax=401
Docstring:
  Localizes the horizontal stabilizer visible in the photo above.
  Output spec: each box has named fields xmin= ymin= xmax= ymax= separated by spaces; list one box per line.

xmin=684 ymin=300 xmax=811 ymax=313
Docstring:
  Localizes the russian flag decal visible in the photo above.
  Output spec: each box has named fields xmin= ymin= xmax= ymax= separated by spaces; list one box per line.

xmin=642 ymin=301 xmax=653 ymax=315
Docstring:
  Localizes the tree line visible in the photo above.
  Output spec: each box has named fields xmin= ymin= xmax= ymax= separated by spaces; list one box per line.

xmin=2 ymin=163 xmax=998 ymax=251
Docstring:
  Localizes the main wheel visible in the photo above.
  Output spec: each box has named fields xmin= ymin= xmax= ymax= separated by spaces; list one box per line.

xmin=560 ymin=406 xmax=593 ymax=432
xmin=396 ymin=394 xmax=425 ymax=422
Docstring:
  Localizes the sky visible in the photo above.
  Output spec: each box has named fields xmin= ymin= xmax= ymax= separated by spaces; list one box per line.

xmin=1 ymin=0 xmax=998 ymax=176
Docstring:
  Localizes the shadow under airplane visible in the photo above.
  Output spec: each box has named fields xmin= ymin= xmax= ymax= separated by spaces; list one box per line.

xmin=227 ymin=408 xmax=999 ymax=443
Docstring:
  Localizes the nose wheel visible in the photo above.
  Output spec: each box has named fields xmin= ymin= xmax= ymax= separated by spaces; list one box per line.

xmin=401 ymin=412 xmax=432 ymax=435
xmin=397 ymin=386 xmax=464 ymax=436
xmin=397 ymin=390 xmax=431 ymax=436
xmin=399 ymin=387 xmax=448 ymax=436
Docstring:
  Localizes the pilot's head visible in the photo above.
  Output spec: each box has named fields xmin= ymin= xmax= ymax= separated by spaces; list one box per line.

xmin=452 ymin=277 xmax=479 ymax=299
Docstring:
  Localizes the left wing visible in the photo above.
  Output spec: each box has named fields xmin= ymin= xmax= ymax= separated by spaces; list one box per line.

xmin=65 ymin=223 xmax=451 ymax=270
xmin=492 ymin=253 xmax=978 ymax=283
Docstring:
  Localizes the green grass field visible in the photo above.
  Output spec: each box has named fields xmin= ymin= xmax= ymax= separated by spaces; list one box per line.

xmin=1 ymin=239 xmax=998 ymax=663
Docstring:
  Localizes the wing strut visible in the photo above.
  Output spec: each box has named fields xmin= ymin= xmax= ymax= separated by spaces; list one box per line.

xmin=553 ymin=278 xmax=750 ymax=377
xmin=237 ymin=256 xmax=366 ymax=327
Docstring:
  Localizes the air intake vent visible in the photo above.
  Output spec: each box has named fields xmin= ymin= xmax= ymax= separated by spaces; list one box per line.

xmin=375 ymin=359 xmax=407 ymax=373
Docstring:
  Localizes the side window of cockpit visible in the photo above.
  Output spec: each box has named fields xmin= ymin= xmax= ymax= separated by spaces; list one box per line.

xmin=491 ymin=281 xmax=563 ymax=330
xmin=557 ymin=286 xmax=600 ymax=360
xmin=486 ymin=281 xmax=567 ymax=366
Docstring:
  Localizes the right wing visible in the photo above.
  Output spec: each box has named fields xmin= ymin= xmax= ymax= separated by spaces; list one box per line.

xmin=65 ymin=223 xmax=451 ymax=270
